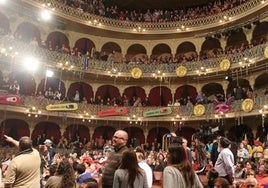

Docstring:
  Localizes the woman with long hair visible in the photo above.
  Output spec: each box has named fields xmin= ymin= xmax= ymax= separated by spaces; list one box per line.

xmin=113 ymin=151 xmax=148 ymax=188
xmin=45 ymin=159 xmax=76 ymax=188
xmin=163 ymin=144 xmax=203 ymax=188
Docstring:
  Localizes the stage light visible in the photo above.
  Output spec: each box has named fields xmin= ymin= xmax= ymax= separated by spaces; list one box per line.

xmin=225 ymin=75 xmax=233 ymax=82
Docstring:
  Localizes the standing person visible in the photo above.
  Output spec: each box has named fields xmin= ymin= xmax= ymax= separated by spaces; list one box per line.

xmin=214 ymin=137 xmax=235 ymax=185
xmin=113 ymin=151 xmax=148 ymax=188
xmin=182 ymin=137 xmax=193 ymax=164
xmin=101 ymin=130 xmax=129 ymax=188
xmin=135 ymin=147 xmax=153 ymax=188
xmin=210 ymin=135 xmax=221 ymax=167
xmin=4 ymin=135 xmax=41 ymax=188
xmin=44 ymin=139 xmax=55 ymax=165
xmin=45 ymin=159 xmax=76 ymax=188
xmin=163 ymin=144 xmax=203 ymax=188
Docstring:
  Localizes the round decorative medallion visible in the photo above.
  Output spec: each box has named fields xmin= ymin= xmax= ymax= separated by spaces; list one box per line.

xmin=194 ymin=104 xmax=206 ymax=116
xmin=176 ymin=66 xmax=187 ymax=77
xmin=220 ymin=59 xmax=231 ymax=71
xmin=241 ymin=98 xmax=254 ymax=113
xmin=264 ymin=46 xmax=268 ymax=58
xmin=131 ymin=67 xmax=142 ymax=79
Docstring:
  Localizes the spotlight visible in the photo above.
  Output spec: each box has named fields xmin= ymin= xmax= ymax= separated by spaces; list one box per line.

xmin=225 ymin=75 xmax=233 ymax=82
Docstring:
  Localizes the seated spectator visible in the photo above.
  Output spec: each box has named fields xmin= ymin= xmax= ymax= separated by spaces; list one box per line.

xmin=256 ymin=163 xmax=268 ymax=187
xmin=133 ymin=97 xmax=142 ymax=107
xmin=243 ymin=176 xmax=259 ymax=188
xmin=1 ymin=152 xmax=12 ymax=176
xmin=53 ymin=90 xmax=62 ymax=100
xmin=75 ymin=163 xmax=92 ymax=185
xmin=73 ymin=89 xmax=81 ymax=102
xmin=173 ymin=99 xmax=180 ymax=106
xmin=80 ymin=178 xmax=98 ymax=188
xmin=1 ymin=76 xmax=10 ymax=91
xmin=45 ymin=159 xmax=76 ymax=188
xmin=45 ymin=87 xmax=54 ymax=99
xmin=9 ymin=80 xmax=20 ymax=94
xmin=213 ymin=177 xmax=229 ymax=188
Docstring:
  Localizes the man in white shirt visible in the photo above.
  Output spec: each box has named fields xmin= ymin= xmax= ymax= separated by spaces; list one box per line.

xmin=135 ymin=147 xmax=153 ymax=188
xmin=214 ymin=137 xmax=235 ymax=185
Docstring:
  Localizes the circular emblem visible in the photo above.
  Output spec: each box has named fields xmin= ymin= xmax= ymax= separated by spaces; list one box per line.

xmin=176 ymin=66 xmax=187 ymax=77
xmin=220 ymin=59 xmax=231 ymax=71
xmin=241 ymin=98 xmax=254 ymax=113
xmin=131 ymin=67 xmax=142 ymax=79
xmin=264 ymin=46 xmax=268 ymax=58
xmin=194 ymin=104 xmax=205 ymax=116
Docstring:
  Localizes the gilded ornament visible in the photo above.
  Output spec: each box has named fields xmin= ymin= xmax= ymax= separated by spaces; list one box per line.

xmin=264 ymin=46 xmax=268 ymax=58
xmin=241 ymin=98 xmax=254 ymax=113
xmin=131 ymin=67 xmax=142 ymax=79
xmin=220 ymin=59 xmax=231 ymax=71
xmin=176 ymin=66 xmax=187 ymax=77
xmin=194 ymin=104 xmax=205 ymax=116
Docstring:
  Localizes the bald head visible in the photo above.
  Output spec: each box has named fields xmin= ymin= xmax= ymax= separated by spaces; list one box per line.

xmin=244 ymin=177 xmax=258 ymax=188
xmin=112 ymin=130 xmax=128 ymax=148
xmin=19 ymin=136 xmax=33 ymax=151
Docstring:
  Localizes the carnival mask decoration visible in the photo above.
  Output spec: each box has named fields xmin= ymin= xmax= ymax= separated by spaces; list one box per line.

xmin=213 ymin=96 xmax=234 ymax=114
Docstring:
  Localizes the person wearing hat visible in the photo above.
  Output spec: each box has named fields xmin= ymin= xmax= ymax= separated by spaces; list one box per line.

xmin=252 ymin=139 xmax=264 ymax=162
xmin=44 ymin=139 xmax=55 ymax=165
xmin=214 ymin=137 xmax=235 ymax=185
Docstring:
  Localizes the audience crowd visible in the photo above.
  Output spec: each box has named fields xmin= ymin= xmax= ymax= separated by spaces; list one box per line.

xmin=57 ymin=0 xmax=247 ymax=23
xmin=1 ymin=130 xmax=268 ymax=187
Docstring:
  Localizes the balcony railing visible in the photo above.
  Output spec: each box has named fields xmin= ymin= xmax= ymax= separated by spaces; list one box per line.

xmin=0 ymin=94 xmax=267 ymax=122
xmin=22 ymin=0 xmax=267 ymax=34
xmin=0 ymin=36 xmax=267 ymax=78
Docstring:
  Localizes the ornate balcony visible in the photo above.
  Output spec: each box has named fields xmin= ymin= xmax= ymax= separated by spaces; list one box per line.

xmin=20 ymin=0 xmax=268 ymax=34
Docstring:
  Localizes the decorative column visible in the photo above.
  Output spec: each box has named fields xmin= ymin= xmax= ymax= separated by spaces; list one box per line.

xmin=222 ymin=81 xmax=229 ymax=98
xmin=89 ymin=127 xmax=95 ymax=141
xmin=59 ymin=124 xmax=66 ymax=136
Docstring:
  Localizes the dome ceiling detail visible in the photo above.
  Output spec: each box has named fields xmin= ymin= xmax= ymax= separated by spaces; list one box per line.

xmin=104 ymin=0 xmax=217 ymax=10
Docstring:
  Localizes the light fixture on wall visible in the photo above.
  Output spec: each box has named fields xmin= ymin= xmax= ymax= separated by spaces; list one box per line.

xmin=176 ymin=25 xmax=188 ymax=31
xmin=133 ymin=26 xmax=146 ymax=33
xmin=127 ymin=114 xmax=142 ymax=124
xmin=196 ymin=66 xmax=209 ymax=76
xmin=80 ymin=111 xmax=94 ymax=122
xmin=220 ymin=15 xmax=232 ymax=23
xmin=88 ymin=19 xmax=102 ymax=26
xmin=57 ymin=61 xmax=74 ymax=71
xmin=225 ymin=74 xmax=233 ymax=82
xmin=25 ymin=106 xmax=42 ymax=118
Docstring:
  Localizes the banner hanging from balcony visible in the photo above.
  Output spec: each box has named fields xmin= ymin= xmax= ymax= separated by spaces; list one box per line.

xmin=46 ymin=103 xmax=78 ymax=111
xmin=220 ymin=59 xmax=231 ymax=71
xmin=131 ymin=67 xmax=142 ymax=79
xmin=143 ymin=107 xmax=172 ymax=117
xmin=0 ymin=94 xmax=21 ymax=105
xmin=98 ymin=107 xmax=128 ymax=117
xmin=176 ymin=66 xmax=187 ymax=77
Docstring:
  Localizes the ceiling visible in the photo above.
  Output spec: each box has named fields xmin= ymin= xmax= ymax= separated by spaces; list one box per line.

xmin=104 ymin=0 xmax=217 ymax=10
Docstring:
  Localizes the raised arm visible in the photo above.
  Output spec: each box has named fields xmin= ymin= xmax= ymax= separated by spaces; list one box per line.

xmin=4 ymin=135 xmax=19 ymax=148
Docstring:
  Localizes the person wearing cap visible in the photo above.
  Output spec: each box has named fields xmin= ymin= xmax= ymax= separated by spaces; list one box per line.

xmin=214 ymin=137 xmax=235 ymax=185
xmin=3 ymin=135 xmax=41 ymax=188
xmin=44 ymin=139 xmax=55 ymax=165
